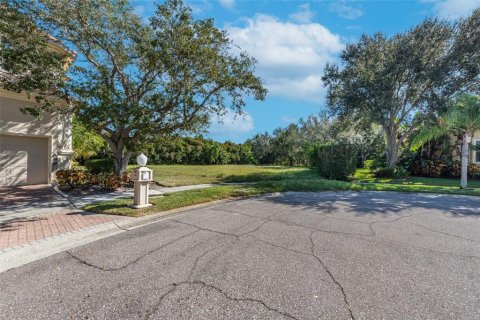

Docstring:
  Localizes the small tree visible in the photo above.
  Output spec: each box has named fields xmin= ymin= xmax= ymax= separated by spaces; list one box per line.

xmin=16 ymin=0 xmax=266 ymax=175
xmin=413 ymin=94 xmax=480 ymax=189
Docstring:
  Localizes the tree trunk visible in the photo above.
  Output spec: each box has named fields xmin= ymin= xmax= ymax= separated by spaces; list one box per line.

xmin=385 ymin=129 xmax=399 ymax=168
xmin=460 ymin=132 xmax=472 ymax=189
xmin=109 ymin=143 xmax=133 ymax=177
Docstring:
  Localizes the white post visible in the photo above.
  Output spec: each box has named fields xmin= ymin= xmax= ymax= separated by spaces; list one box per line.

xmin=131 ymin=153 xmax=153 ymax=209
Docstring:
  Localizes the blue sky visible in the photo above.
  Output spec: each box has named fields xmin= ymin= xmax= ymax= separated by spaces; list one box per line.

xmin=133 ymin=0 xmax=480 ymax=143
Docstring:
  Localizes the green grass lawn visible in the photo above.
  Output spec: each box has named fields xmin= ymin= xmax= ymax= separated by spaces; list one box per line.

xmin=139 ymin=164 xmax=316 ymax=187
xmin=85 ymin=167 xmax=480 ymax=217
xmin=354 ymin=168 xmax=480 ymax=189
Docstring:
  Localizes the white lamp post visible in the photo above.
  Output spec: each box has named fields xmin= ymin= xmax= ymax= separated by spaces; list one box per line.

xmin=130 ymin=153 xmax=153 ymax=209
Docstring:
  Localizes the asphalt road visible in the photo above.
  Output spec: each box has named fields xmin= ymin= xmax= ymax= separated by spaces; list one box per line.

xmin=1 ymin=191 xmax=480 ymax=320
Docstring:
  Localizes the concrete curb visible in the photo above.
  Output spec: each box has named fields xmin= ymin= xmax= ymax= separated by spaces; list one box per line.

xmin=0 ymin=195 xmax=264 ymax=274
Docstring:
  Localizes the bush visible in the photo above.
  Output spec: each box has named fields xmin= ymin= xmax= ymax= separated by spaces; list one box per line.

xmin=92 ymin=172 xmax=124 ymax=190
xmin=85 ymin=158 xmax=114 ymax=174
xmin=374 ymin=166 xmax=408 ymax=178
xmin=364 ymin=158 xmax=385 ymax=170
xmin=56 ymin=169 xmax=130 ymax=190
xmin=55 ymin=170 xmax=92 ymax=189
xmin=312 ymin=143 xmax=358 ymax=180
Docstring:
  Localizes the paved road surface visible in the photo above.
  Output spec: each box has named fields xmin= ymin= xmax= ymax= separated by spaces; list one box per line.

xmin=1 ymin=191 xmax=479 ymax=319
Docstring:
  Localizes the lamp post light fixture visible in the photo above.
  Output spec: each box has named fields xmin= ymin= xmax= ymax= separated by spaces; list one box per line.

xmin=131 ymin=153 xmax=153 ymax=209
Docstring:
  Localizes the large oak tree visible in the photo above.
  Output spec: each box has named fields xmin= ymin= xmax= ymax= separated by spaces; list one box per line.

xmin=323 ymin=10 xmax=480 ymax=167
xmin=15 ymin=0 xmax=266 ymax=175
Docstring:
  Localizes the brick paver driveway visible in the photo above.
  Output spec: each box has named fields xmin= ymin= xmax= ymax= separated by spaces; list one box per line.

xmin=1 ymin=191 xmax=479 ymax=319
xmin=0 ymin=185 xmax=113 ymax=250
xmin=0 ymin=185 xmax=62 ymax=208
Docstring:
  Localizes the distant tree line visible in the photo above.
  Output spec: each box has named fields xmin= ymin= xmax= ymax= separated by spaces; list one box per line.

xmin=146 ymin=136 xmax=255 ymax=165
xmin=247 ymin=113 xmax=385 ymax=167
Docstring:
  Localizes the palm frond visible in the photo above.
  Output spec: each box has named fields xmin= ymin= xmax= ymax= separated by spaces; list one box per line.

xmin=411 ymin=125 xmax=450 ymax=149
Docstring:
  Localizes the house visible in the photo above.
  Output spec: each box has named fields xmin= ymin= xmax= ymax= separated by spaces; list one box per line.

xmin=450 ymin=133 xmax=480 ymax=165
xmin=0 ymin=38 xmax=75 ymax=186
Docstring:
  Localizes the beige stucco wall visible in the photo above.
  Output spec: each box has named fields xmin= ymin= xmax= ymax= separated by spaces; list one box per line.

xmin=450 ymin=132 xmax=480 ymax=164
xmin=0 ymin=90 xmax=73 ymax=182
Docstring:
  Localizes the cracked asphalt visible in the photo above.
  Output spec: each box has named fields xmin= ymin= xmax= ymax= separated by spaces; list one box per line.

xmin=1 ymin=191 xmax=480 ymax=319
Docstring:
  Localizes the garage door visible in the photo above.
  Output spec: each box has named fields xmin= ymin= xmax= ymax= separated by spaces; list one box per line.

xmin=0 ymin=135 xmax=49 ymax=186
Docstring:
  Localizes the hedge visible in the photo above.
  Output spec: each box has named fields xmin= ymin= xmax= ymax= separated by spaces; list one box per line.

xmin=311 ymin=143 xmax=359 ymax=181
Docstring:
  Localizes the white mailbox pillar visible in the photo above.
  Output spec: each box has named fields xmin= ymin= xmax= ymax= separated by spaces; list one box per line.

xmin=131 ymin=153 xmax=153 ymax=209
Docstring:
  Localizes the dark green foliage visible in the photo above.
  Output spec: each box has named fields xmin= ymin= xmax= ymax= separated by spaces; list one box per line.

xmin=17 ymin=0 xmax=266 ymax=175
xmin=323 ymin=10 xmax=480 ymax=167
xmin=311 ymin=143 xmax=359 ymax=180
xmin=364 ymin=158 xmax=385 ymax=170
xmin=0 ymin=2 xmax=68 ymax=110
xmin=373 ymin=166 xmax=408 ymax=178
xmin=146 ymin=137 xmax=255 ymax=165
xmin=85 ymin=159 xmax=115 ymax=174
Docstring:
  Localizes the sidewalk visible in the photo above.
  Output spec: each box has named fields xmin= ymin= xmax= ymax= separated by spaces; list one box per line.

xmin=64 ymin=183 xmax=216 ymax=208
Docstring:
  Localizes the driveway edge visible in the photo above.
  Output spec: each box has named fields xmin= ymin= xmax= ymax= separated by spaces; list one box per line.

xmin=0 ymin=195 xmax=264 ymax=274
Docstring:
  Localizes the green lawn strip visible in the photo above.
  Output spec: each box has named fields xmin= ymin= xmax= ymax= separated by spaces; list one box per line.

xmin=256 ymin=179 xmax=480 ymax=196
xmin=84 ymin=179 xmax=480 ymax=217
xmin=135 ymin=164 xmax=315 ymax=187
xmin=354 ymin=168 xmax=480 ymax=189
xmin=83 ymin=185 xmax=260 ymax=217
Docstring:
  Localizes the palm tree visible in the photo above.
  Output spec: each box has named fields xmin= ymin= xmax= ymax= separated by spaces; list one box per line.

xmin=413 ymin=94 xmax=480 ymax=189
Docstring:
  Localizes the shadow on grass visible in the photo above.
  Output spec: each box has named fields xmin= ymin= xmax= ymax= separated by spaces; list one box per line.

xmin=220 ymin=168 xmax=318 ymax=183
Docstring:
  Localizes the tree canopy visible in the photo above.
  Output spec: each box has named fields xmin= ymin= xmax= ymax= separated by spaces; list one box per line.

xmin=12 ymin=0 xmax=266 ymax=175
xmin=323 ymin=10 xmax=480 ymax=167
xmin=0 ymin=1 xmax=68 ymax=109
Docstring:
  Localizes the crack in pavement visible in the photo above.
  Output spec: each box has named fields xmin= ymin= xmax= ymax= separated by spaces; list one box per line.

xmin=242 ymin=232 xmax=353 ymax=319
xmin=368 ymin=213 xmax=416 ymax=236
xmin=309 ymin=231 xmax=355 ymax=320
xmin=210 ymin=207 xmax=480 ymax=261
xmin=144 ymin=280 xmax=299 ymax=320
xmin=187 ymin=237 xmax=238 ymax=281
xmin=407 ymin=221 xmax=478 ymax=242
xmin=66 ymin=229 xmax=199 ymax=271
xmin=54 ymin=198 xmax=480 ymax=319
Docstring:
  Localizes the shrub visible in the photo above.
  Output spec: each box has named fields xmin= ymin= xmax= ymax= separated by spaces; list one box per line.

xmin=364 ymin=158 xmax=384 ymax=170
xmin=93 ymin=172 xmax=123 ymax=190
xmin=374 ymin=166 xmax=408 ymax=178
xmin=393 ymin=166 xmax=409 ymax=178
xmin=56 ymin=169 xmax=130 ymax=190
xmin=312 ymin=143 xmax=358 ymax=180
xmin=55 ymin=170 xmax=92 ymax=189
xmin=85 ymin=158 xmax=114 ymax=174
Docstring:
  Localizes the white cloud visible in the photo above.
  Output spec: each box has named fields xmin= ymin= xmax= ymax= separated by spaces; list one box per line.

xmin=425 ymin=0 xmax=479 ymax=19
xmin=226 ymin=14 xmax=343 ymax=103
xmin=289 ymin=3 xmax=315 ymax=23
xmin=329 ymin=1 xmax=364 ymax=20
xmin=209 ymin=109 xmax=254 ymax=135
xmin=281 ymin=115 xmax=298 ymax=124
xmin=187 ymin=0 xmax=212 ymax=14
xmin=219 ymin=0 xmax=235 ymax=9
xmin=133 ymin=5 xmax=144 ymax=16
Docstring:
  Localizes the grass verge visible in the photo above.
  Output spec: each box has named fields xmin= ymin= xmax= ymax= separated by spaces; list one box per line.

xmin=136 ymin=164 xmax=315 ymax=187
xmin=84 ymin=178 xmax=480 ymax=217
xmin=354 ymin=168 xmax=480 ymax=188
